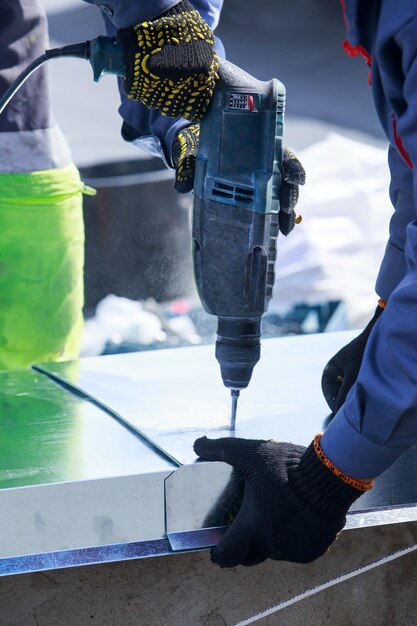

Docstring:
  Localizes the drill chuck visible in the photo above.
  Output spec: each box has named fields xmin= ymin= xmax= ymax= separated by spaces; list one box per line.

xmin=215 ymin=318 xmax=261 ymax=390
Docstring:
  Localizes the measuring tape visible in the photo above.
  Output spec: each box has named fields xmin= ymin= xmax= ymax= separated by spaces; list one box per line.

xmin=231 ymin=543 xmax=417 ymax=626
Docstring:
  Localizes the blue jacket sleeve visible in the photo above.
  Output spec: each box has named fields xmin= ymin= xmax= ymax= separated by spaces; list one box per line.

xmin=82 ymin=0 xmax=223 ymax=29
xmin=375 ymin=146 xmax=415 ymax=300
xmin=188 ymin=0 xmax=223 ymax=29
xmin=321 ymin=15 xmax=417 ymax=479
xmin=81 ymin=0 xmax=182 ymax=28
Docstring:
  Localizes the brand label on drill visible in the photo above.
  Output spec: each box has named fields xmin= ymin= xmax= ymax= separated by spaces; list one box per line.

xmin=229 ymin=94 xmax=255 ymax=111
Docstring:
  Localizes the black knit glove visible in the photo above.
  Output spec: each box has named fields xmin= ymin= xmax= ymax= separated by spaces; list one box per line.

xmin=279 ymin=147 xmax=306 ymax=236
xmin=117 ymin=0 xmax=219 ymax=122
xmin=194 ymin=436 xmax=366 ymax=567
xmin=321 ymin=302 xmax=384 ymax=415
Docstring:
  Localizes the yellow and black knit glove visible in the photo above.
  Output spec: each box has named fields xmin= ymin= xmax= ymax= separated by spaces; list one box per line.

xmin=117 ymin=0 xmax=219 ymax=122
xmin=172 ymin=123 xmax=200 ymax=193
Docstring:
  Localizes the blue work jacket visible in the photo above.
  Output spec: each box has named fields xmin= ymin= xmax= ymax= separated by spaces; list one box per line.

xmin=321 ymin=0 xmax=417 ymax=478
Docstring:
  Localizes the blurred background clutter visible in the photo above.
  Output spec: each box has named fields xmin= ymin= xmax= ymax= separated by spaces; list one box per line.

xmin=42 ymin=0 xmax=391 ymax=357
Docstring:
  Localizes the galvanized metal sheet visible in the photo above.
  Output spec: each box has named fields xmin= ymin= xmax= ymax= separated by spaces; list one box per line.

xmin=0 ymin=368 xmax=174 ymax=489
xmin=0 ymin=369 xmax=174 ymax=561
xmin=37 ymin=332 xmax=417 ymax=530
xmin=36 ymin=332 xmax=355 ymax=465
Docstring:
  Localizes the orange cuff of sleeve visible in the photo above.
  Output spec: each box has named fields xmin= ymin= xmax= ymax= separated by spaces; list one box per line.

xmin=313 ymin=434 xmax=374 ymax=492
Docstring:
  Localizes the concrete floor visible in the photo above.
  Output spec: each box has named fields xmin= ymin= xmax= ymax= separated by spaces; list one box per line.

xmin=0 ymin=522 xmax=416 ymax=625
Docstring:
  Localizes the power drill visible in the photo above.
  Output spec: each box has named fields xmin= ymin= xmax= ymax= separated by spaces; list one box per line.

xmin=193 ymin=58 xmax=286 ymax=425
xmin=0 ymin=38 xmax=286 ymax=426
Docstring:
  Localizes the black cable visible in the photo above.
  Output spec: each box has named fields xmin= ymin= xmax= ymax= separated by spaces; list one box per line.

xmin=0 ymin=42 xmax=88 ymax=116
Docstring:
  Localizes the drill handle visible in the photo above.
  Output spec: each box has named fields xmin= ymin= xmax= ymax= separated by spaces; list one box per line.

xmin=216 ymin=57 xmax=268 ymax=94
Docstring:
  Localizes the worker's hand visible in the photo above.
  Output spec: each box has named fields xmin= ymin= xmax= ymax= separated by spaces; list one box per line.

xmin=279 ymin=148 xmax=306 ymax=236
xmin=321 ymin=302 xmax=385 ymax=416
xmin=194 ymin=435 xmax=366 ymax=567
xmin=117 ymin=0 xmax=219 ymax=122
xmin=172 ymin=123 xmax=199 ymax=193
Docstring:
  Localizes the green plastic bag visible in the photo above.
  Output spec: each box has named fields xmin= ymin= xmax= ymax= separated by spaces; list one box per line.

xmin=0 ymin=164 xmax=91 ymax=370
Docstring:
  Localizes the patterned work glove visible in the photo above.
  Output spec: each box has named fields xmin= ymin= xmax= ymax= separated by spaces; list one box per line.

xmin=117 ymin=0 xmax=219 ymax=122
xmin=321 ymin=300 xmax=385 ymax=416
xmin=194 ymin=435 xmax=371 ymax=567
xmin=172 ymin=123 xmax=200 ymax=193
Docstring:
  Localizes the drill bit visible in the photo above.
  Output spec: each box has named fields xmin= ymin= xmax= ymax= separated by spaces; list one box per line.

xmin=230 ymin=389 xmax=240 ymax=432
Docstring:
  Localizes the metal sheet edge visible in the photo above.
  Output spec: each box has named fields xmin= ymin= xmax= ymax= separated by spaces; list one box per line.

xmin=346 ymin=504 xmax=417 ymax=530
xmin=3 ymin=507 xmax=417 ymax=577
xmin=0 ymin=538 xmax=174 ymax=577
xmin=167 ymin=527 xmax=227 ymax=551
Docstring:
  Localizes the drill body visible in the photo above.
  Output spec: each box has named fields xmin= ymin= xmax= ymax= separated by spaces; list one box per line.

xmin=193 ymin=58 xmax=286 ymax=391
xmin=85 ymin=42 xmax=287 ymax=395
